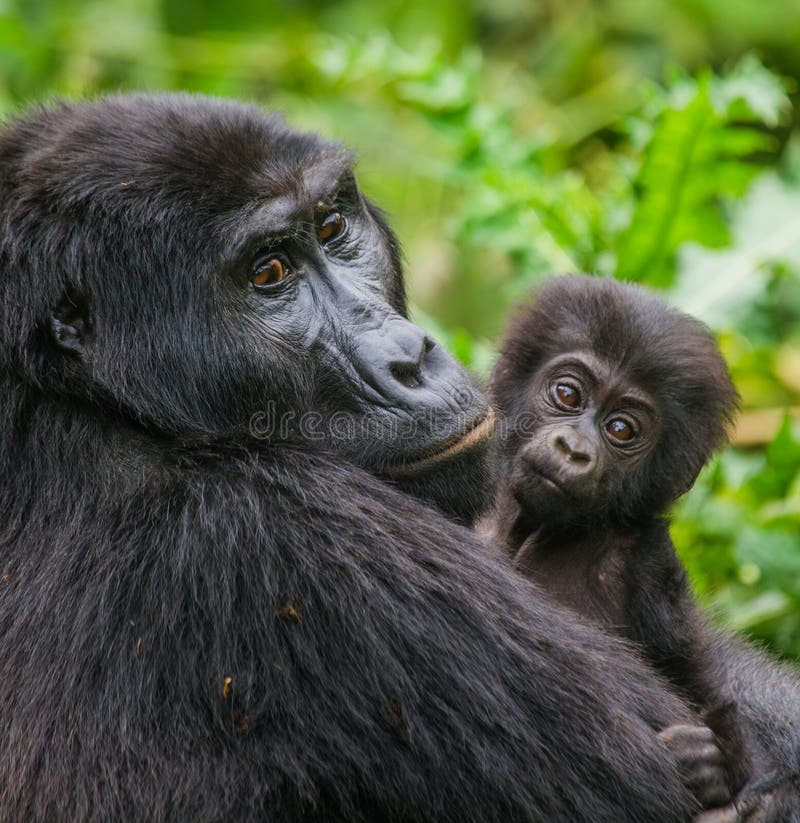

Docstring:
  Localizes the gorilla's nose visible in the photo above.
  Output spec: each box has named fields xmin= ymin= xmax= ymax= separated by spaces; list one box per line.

xmin=355 ymin=316 xmax=457 ymax=405
xmin=388 ymin=332 xmax=435 ymax=389
xmin=551 ymin=427 xmax=596 ymax=472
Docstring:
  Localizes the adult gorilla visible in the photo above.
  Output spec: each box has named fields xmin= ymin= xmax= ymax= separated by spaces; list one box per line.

xmin=0 ymin=94 xmax=792 ymax=821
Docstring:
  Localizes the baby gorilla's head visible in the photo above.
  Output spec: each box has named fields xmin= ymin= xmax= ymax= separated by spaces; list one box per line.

xmin=490 ymin=275 xmax=739 ymax=530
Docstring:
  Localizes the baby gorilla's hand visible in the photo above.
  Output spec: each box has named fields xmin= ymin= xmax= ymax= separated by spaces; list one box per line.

xmin=693 ymin=798 xmax=770 ymax=823
xmin=659 ymin=724 xmax=731 ymax=810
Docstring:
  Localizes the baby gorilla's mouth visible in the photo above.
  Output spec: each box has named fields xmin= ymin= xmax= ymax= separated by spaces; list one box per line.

xmin=384 ymin=407 xmax=496 ymax=478
xmin=511 ymin=463 xmax=570 ymax=512
xmin=531 ymin=471 xmax=565 ymax=494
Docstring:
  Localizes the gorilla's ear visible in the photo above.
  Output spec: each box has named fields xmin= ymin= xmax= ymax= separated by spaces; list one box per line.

xmin=49 ymin=286 xmax=92 ymax=357
xmin=672 ymin=466 xmax=702 ymax=502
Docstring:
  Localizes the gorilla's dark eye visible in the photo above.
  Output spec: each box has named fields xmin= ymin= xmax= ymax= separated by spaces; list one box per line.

xmin=317 ymin=212 xmax=346 ymax=243
xmin=252 ymin=258 xmax=291 ymax=289
xmin=552 ymin=381 xmax=581 ymax=410
xmin=605 ymin=417 xmax=637 ymax=443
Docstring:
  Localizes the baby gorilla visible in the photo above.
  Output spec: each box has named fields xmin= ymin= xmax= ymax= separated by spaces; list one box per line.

xmin=480 ymin=274 xmax=748 ymax=798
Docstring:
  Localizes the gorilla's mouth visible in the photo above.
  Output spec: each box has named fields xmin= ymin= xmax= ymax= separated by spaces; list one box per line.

xmin=513 ymin=465 xmax=567 ymax=499
xmin=384 ymin=407 xmax=496 ymax=478
xmin=532 ymin=471 xmax=564 ymax=494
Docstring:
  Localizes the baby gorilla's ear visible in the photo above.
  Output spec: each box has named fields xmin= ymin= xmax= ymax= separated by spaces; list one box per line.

xmin=671 ymin=457 xmax=709 ymax=503
xmin=49 ymin=286 xmax=92 ymax=357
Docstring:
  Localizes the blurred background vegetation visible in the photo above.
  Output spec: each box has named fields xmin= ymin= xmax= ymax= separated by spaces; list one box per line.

xmin=2 ymin=0 xmax=799 ymax=658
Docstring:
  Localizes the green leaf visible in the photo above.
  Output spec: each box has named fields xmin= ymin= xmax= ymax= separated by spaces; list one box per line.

xmin=747 ymin=416 xmax=800 ymax=500
xmin=726 ymin=590 xmax=793 ymax=632
xmin=615 ymin=82 xmax=718 ymax=286
xmin=734 ymin=526 xmax=800 ymax=596
xmin=614 ymin=59 xmax=784 ymax=289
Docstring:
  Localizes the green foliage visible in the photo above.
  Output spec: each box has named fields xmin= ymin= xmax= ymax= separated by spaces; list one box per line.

xmin=1 ymin=0 xmax=799 ymax=658
xmin=670 ymin=173 xmax=800 ymax=338
xmin=675 ymin=419 xmax=800 ymax=657
xmin=614 ymin=60 xmax=790 ymax=288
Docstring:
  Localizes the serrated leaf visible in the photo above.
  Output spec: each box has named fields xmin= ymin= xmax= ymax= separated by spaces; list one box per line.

xmin=615 ymin=85 xmax=719 ymax=285
xmin=615 ymin=60 xmax=784 ymax=288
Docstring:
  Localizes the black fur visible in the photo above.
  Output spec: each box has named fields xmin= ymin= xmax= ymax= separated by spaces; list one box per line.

xmin=481 ymin=274 xmax=800 ymax=819
xmin=0 ymin=95 xmax=709 ymax=822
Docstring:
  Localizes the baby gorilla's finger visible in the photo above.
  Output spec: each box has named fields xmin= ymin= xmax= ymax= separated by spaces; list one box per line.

xmin=659 ymin=724 xmax=731 ymax=809
xmin=694 ymin=805 xmax=739 ymax=823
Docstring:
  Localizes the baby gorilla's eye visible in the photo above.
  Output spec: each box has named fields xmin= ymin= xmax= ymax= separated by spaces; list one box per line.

xmin=552 ymin=381 xmax=581 ymax=410
xmin=606 ymin=417 xmax=636 ymax=442
xmin=252 ymin=258 xmax=291 ymax=289
xmin=317 ymin=211 xmax=346 ymax=243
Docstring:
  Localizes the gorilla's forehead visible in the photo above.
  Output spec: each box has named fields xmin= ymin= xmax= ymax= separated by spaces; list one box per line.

xmin=8 ymin=93 xmax=351 ymax=217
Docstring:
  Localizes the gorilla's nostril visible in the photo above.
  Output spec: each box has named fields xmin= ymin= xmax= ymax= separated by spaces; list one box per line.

xmin=390 ymin=362 xmax=422 ymax=389
xmin=554 ymin=434 xmax=592 ymax=465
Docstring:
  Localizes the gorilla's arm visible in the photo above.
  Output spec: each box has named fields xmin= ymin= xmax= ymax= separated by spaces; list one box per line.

xmin=0 ymin=419 xmax=698 ymax=822
xmin=716 ymin=637 xmax=800 ymax=818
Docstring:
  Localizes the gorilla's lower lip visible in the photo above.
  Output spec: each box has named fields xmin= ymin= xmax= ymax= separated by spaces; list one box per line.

xmin=515 ymin=468 xmax=566 ymax=498
xmin=385 ymin=407 xmax=496 ymax=478
xmin=536 ymin=473 xmax=563 ymax=493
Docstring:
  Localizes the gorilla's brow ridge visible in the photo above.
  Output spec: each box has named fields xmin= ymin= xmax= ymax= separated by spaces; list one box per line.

xmin=219 ymin=154 xmax=355 ymax=259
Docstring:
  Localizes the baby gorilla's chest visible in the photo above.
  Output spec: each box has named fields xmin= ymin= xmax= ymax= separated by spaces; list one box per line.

xmin=515 ymin=535 xmax=631 ymax=630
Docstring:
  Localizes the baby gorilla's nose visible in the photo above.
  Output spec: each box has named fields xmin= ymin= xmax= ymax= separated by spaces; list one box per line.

xmin=551 ymin=426 xmax=596 ymax=472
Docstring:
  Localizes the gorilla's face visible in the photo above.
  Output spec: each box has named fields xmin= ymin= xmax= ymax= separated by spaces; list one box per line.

xmin=504 ymin=350 xmax=660 ymax=529
xmin=488 ymin=274 xmax=739 ymax=530
xmin=0 ymin=94 xmax=491 ymax=519
xmin=222 ymin=153 xmax=492 ymax=477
